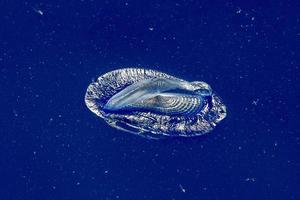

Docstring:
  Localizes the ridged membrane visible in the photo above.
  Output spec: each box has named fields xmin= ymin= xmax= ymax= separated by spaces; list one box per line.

xmin=104 ymin=77 xmax=204 ymax=116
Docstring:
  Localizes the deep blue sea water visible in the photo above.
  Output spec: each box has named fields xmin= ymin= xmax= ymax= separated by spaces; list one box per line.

xmin=1 ymin=1 xmax=300 ymax=200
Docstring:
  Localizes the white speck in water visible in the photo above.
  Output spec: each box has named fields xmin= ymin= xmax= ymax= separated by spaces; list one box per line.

xmin=33 ymin=7 xmax=44 ymax=15
xmin=179 ymin=184 xmax=186 ymax=193
xmin=236 ymin=8 xmax=242 ymax=14
xmin=245 ymin=177 xmax=256 ymax=182
xmin=252 ymin=99 xmax=259 ymax=106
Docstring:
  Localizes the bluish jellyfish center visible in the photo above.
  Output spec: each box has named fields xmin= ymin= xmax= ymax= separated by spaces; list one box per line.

xmin=102 ymin=77 xmax=207 ymax=116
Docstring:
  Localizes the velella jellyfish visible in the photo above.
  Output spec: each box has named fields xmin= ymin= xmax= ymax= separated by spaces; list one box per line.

xmin=85 ymin=68 xmax=226 ymax=139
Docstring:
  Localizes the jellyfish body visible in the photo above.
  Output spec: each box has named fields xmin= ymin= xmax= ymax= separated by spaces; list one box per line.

xmin=85 ymin=68 xmax=226 ymax=139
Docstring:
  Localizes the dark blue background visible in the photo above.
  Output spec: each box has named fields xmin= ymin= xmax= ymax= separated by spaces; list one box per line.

xmin=1 ymin=0 xmax=299 ymax=199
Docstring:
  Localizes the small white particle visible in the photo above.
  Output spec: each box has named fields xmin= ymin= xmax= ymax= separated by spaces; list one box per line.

xmin=179 ymin=184 xmax=186 ymax=193
xmin=252 ymin=99 xmax=259 ymax=106
xmin=13 ymin=110 xmax=18 ymax=117
xmin=245 ymin=177 xmax=256 ymax=182
xmin=148 ymin=27 xmax=154 ymax=31
xmin=33 ymin=8 xmax=44 ymax=16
